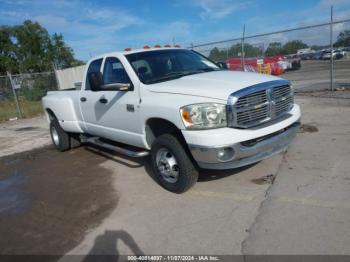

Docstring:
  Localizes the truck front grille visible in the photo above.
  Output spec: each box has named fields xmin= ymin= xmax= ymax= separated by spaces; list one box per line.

xmin=228 ymin=81 xmax=293 ymax=128
xmin=273 ymin=85 xmax=293 ymax=116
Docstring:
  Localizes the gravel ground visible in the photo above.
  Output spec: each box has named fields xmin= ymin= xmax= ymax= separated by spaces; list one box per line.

xmin=284 ymin=59 xmax=350 ymax=93
xmin=0 ymin=115 xmax=50 ymax=158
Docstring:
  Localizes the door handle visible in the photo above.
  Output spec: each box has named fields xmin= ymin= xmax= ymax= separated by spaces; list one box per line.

xmin=80 ymin=97 xmax=87 ymax=102
xmin=99 ymin=98 xmax=108 ymax=104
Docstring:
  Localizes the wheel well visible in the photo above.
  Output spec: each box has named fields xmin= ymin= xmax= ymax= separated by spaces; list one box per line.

xmin=145 ymin=118 xmax=185 ymax=147
xmin=46 ymin=108 xmax=57 ymax=121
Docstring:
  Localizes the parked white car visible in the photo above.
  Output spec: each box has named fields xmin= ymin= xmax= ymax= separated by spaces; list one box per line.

xmin=322 ymin=49 xmax=344 ymax=60
xmin=42 ymin=47 xmax=301 ymax=193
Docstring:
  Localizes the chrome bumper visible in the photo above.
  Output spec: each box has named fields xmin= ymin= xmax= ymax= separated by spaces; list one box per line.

xmin=189 ymin=122 xmax=300 ymax=170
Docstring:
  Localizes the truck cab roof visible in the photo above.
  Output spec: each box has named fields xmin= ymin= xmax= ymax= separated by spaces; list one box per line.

xmin=90 ymin=47 xmax=185 ymax=61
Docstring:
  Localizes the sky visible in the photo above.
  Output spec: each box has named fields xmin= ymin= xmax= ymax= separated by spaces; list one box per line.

xmin=0 ymin=0 xmax=350 ymax=60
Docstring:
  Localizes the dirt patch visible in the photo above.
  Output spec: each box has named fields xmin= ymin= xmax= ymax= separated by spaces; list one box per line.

xmin=0 ymin=146 xmax=118 ymax=256
xmin=251 ymin=174 xmax=276 ymax=185
xmin=299 ymin=124 xmax=319 ymax=133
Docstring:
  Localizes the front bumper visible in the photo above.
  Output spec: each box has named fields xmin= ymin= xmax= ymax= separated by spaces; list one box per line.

xmin=189 ymin=122 xmax=300 ymax=169
xmin=182 ymin=104 xmax=301 ymax=169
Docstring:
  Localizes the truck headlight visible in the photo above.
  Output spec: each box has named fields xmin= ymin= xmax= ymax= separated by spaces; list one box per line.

xmin=180 ymin=103 xmax=227 ymax=129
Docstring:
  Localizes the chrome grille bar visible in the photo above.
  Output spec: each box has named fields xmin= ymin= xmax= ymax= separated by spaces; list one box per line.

xmin=227 ymin=80 xmax=293 ymax=128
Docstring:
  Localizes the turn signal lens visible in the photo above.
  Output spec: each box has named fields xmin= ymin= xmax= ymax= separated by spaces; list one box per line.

xmin=181 ymin=111 xmax=192 ymax=123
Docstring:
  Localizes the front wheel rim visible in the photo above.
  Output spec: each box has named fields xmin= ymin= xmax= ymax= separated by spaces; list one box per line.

xmin=155 ymin=148 xmax=179 ymax=183
xmin=51 ymin=126 xmax=60 ymax=146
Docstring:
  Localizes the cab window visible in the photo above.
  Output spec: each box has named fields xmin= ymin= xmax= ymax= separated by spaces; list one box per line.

xmin=103 ymin=57 xmax=131 ymax=86
xmin=86 ymin=58 xmax=103 ymax=90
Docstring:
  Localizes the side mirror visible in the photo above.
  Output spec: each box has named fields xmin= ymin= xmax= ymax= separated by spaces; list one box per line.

xmin=87 ymin=71 xmax=133 ymax=91
xmin=216 ymin=62 xmax=228 ymax=69
xmin=87 ymin=72 xmax=103 ymax=91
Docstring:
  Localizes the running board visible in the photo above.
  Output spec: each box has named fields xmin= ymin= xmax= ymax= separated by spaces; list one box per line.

xmin=81 ymin=136 xmax=149 ymax=158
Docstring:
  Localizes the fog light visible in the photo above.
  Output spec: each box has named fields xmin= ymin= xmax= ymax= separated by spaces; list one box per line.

xmin=218 ymin=150 xmax=225 ymax=158
xmin=217 ymin=147 xmax=235 ymax=162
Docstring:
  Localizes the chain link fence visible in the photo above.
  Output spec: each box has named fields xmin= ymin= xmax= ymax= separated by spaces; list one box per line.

xmin=0 ymin=72 xmax=58 ymax=122
xmin=191 ymin=11 xmax=350 ymax=96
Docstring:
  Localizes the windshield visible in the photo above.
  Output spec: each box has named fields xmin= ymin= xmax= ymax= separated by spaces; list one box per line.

xmin=125 ymin=49 xmax=220 ymax=84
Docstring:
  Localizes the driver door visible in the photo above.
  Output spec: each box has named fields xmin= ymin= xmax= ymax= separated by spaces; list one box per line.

xmin=80 ymin=56 xmax=142 ymax=147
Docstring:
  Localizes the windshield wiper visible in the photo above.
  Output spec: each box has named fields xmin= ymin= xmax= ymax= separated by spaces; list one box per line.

xmin=175 ymin=68 xmax=219 ymax=77
xmin=145 ymin=68 xmax=219 ymax=84
xmin=184 ymin=68 xmax=219 ymax=75
xmin=145 ymin=72 xmax=187 ymax=84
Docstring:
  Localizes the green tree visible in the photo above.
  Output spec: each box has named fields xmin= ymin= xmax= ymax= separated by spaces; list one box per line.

xmin=0 ymin=20 xmax=83 ymax=74
xmin=228 ymin=44 xmax=241 ymax=57
xmin=265 ymin=42 xmax=283 ymax=56
xmin=49 ymin=33 xmax=84 ymax=69
xmin=282 ymin=40 xmax=308 ymax=55
xmin=13 ymin=20 xmax=52 ymax=73
xmin=208 ymin=43 xmax=261 ymax=62
xmin=0 ymin=26 xmax=18 ymax=74
xmin=228 ymin=43 xmax=261 ymax=58
xmin=334 ymin=30 xmax=350 ymax=47
xmin=208 ymin=47 xmax=226 ymax=62
xmin=241 ymin=43 xmax=261 ymax=57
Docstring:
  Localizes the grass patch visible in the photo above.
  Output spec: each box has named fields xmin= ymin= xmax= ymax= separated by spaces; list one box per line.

xmin=0 ymin=98 xmax=44 ymax=122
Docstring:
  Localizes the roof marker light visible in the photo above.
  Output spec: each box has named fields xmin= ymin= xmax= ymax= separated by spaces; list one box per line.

xmin=154 ymin=44 xmax=161 ymax=48
xmin=143 ymin=45 xmax=150 ymax=49
xmin=124 ymin=48 xmax=132 ymax=51
xmin=164 ymin=44 xmax=171 ymax=48
xmin=174 ymin=44 xmax=181 ymax=48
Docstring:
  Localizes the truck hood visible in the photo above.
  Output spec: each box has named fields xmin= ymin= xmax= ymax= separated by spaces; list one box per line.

xmin=145 ymin=70 xmax=283 ymax=101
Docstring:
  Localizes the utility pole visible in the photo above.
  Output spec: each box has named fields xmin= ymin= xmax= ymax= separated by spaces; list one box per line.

xmin=7 ymin=72 xmax=22 ymax=119
xmin=330 ymin=6 xmax=334 ymax=91
xmin=241 ymin=24 xmax=246 ymax=71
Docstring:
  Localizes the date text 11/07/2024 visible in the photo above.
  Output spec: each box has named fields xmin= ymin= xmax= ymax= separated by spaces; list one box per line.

xmin=127 ymin=255 xmax=220 ymax=261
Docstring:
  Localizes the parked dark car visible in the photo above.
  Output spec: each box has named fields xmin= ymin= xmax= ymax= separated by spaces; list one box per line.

xmin=335 ymin=50 xmax=344 ymax=59
xmin=300 ymin=53 xmax=313 ymax=60
xmin=312 ymin=51 xmax=325 ymax=60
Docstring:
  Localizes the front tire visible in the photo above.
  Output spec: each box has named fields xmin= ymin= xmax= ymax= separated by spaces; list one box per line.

xmin=151 ymin=134 xmax=198 ymax=193
xmin=50 ymin=120 xmax=70 ymax=152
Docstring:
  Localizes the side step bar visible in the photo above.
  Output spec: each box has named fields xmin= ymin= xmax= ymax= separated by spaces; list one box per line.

xmin=81 ymin=136 xmax=149 ymax=158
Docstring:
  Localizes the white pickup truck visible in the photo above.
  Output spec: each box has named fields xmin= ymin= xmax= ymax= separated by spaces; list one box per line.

xmin=42 ymin=47 xmax=301 ymax=193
